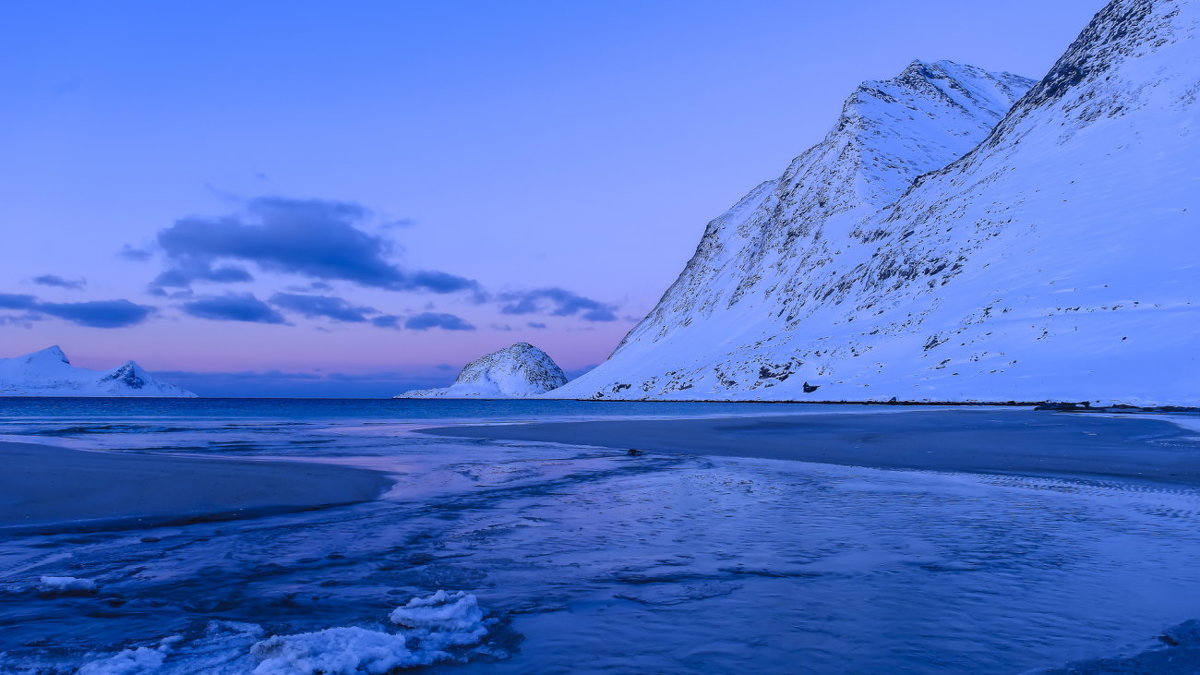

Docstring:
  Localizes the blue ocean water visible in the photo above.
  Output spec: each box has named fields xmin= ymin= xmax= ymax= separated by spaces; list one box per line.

xmin=0 ymin=396 xmax=815 ymax=422
xmin=1 ymin=399 xmax=1198 ymax=673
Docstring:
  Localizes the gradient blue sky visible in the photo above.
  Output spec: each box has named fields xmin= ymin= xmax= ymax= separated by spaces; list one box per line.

xmin=1 ymin=0 xmax=1103 ymax=396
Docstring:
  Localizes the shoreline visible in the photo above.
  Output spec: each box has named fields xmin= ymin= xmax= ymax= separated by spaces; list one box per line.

xmin=420 ymin=408 xmax=1200 ymax=487
xmin=0 ymin=441 xmax=393 ymax=535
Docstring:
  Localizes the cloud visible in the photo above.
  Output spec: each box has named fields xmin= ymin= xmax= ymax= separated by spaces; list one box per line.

xmin=153 ymin=197 xmax=478 ymax=293
xmin=151 ymin=368 xmax=457 ymax=397
xmin=404 ymin=312 xmax=475 ymax=331
xmin=499 ymin=288 xmax=618 ymax=321
xmin=32 ymin=274 xmax=86 ymax=290
xmin=0 ymin=293 xmax=154 ymax=328
xmin=152 ymin=262 xmax=253 ymax=289
xmin=118 ymin=245 xmax=153 ymax=262
xmin=270 ymin=292 xmax=377 ymax=323
xmin=0 ymin=294 xmax=38 ymax=310
xmin=527 ymin=322 xmax=547 ymax=329
xmin=38 ymin=300 xmax=155 ymax=328
xmin=265 ymin=292 xmax=404 ymax=330
xmin=181 ymin=293 xmax=287 ymax=324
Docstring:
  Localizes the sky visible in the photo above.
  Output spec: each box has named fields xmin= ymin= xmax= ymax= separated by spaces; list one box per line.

xmin=0 ymin=0 xmax=1105 ymax=396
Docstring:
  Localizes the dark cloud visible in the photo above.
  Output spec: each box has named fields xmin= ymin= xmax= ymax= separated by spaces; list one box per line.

xmin=32 ymin=274 xmax=86 ymax=290
xmin=270 ymin=292 xmax=375 ymax=323
xmin=0 ymin=294 xmax=38 ymax=310
xmin=371 ymin=315 xmax=401 ymax=329
xmin=527 ymin=322 xmax=547 ymax=329
xmin=499 ymin=288 xmax=618 ymax=321
xmin=154 ymin=197 xmax=477 ymax=293
xmin=181 ymin=293 xmax=287 ymax=324
xmin=0 ymin=293 xmax=153 ymax=328
xmin=404 ymin=312 xmax=475 ymax=331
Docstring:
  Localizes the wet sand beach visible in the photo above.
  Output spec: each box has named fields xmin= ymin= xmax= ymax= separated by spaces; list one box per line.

xmin=0 ymin=441 xmax=392 ymax=533
xmin=422 ymin=408 xmax=1200 ymax=485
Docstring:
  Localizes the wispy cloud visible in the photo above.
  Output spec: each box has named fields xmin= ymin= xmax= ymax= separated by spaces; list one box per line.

xmin=404 ymin=312 xmax=475 ymax=331
xmin=151 ymin=368 xmax=457 ymax=397
xmin=270 ymin=292 xmax=377 ymax=323
xmin=499 ymin=287 xmax=618 ymax=321
xmin=117 ymin=245 xmax=153 ymax=262
xmin=31 ymin=274 xmax=86 ymax=290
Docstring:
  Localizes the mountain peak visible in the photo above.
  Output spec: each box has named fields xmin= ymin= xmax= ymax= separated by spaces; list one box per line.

xmin=26 ymin=345 xmax=70 ymax=365
xmin=585 ymin=59 xmax=1034 ymax=377
xmin=101 ymin=361 xmax=148 ymax=389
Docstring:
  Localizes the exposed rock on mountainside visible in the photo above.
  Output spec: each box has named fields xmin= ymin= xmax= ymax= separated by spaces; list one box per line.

xmin=0 ymin=346 xmax=197 ymax=397
xmin=396 ymin=342 xmax=568 ymax=398
xmin=553 ymin=0 xmax=1200 ymax=405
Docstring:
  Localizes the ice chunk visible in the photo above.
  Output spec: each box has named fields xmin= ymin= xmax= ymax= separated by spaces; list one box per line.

xmin=251 ymin=627 xmax=425 ymax=675
xmin=251 ymin=591 xmax=490 ymax=674
xmin=38 ymin=576 xmax=97 ymax=595
xmin=77 ymin=647 xmax=166 ymax=675
xmin=388 ymin=590 xmax=486 ymax=647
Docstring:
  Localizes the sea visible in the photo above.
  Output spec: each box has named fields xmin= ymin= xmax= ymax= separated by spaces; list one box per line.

xmin=0 ymin=398 xmax=1198 ymax=674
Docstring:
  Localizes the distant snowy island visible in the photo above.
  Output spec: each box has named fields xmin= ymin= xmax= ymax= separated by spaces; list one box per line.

xmin=0 ymin=346 xmax=196 ymax=397
xmin=396 ymin=342 xmax=567 ymax=398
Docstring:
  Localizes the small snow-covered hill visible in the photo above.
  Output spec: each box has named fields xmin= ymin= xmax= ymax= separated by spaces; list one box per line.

xmin=0 ymin=346 xmax=197 ymax=397
xmin=553 ymin=0 xmax=1200 ymax=405
xmin=396 ymin=342 xmax=568 ymax=398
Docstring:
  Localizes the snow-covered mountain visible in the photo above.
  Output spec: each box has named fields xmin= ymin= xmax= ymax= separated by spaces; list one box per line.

xmin=396 ymin=342 xmax=568 ymax=398
xmin=0 ymin=346 xmax=197 ymax=397
xmin=552 ymin=0 xmax=1200 ymax=406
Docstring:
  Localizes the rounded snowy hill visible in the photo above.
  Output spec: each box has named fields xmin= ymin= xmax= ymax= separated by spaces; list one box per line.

xmin=395 ymin=342 xmax=568 ymax=399
xmin=0 ymin=346 xmax=196 ymax=397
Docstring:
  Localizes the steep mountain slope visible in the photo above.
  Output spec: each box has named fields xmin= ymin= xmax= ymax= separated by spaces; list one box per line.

xmin=0 ymin=346 xmax=197 ymax=397
xmin=396 ymin=342 xmax=568 ymax=398
xmin=554 ymin=0 xmax=1199 ymax=405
